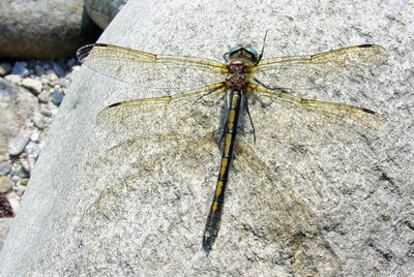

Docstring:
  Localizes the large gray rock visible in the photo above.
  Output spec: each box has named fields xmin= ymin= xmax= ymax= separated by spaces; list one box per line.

xmin=0 ymin=0 xmax=101 ymax=59
xmin=85 ymin=0 xmax=128 ymax=29
xmin=0 ymin=0 xmax=412 ymax=276
xmin=0 ymin=79 xmax=39 ymax=162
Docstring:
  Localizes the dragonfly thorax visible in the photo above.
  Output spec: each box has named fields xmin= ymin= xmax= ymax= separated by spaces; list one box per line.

xmin=225 ymin=62 xmax=249 ymax=91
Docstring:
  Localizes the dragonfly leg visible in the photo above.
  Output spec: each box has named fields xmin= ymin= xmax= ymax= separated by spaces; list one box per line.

xmin=253 ymin=77 xmax=292 ymax=93
xmin=244 ymin=98 xmax=257 ymax=143
xmin=193 ymin=83 xmax=226 ymax=104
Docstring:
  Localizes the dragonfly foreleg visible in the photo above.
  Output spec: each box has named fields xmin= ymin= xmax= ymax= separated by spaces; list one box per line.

xmin=193 ymin=83 xmax=226 ymax=104
xmin=244 ymin=98 xmax=257 ymax=143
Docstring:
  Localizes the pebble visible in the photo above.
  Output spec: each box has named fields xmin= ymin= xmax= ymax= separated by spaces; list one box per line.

xmin=0 ymin=62 xmax=12 ymax=76
xmin=67 ymin=58 xmax=77 ymax=67
xmin=59 ymin=78 xmax=71 ymax=88
xmin=0 ymin=176 xmax=13 ymax=193
xmin=21 ymin=78 xmax=43 ymax=94
xmin=52 ymin=61 xmax=66 ymax=77
xmin=40 ymin=105 xmax=53 ymax=117
xmin=4 ymin=74 xmax=22 ymax=84
xmin=26 ymin=142 xmax=40 ymax=172
xmin=8 ymin=133 xmax=31 ymax=156
xmin=19 ymin=158 xmax=30 ymax=172
xmin=26 ymin=142 xmax=40 ymax=158
xmin=47 ymin=71 xmax=59 ymax=83
xmin=11 ymin=62 xmax=29 ymax=77
xmin=10 ymin=175 xmax=20 ymax=183
xmin=50 ymin=89 xmax=64 ymax=106
xmin=0 ymin=161 xmax=12 ymax=176
xmin=37 ymin=91 xmax=49 ymax=103
xmin=32 ymin=112 xmax=46 ymax=129
xmin=20 ymin=178 xmax=29 ymax=186
xmin=11 ymin=167 xmax=29 ymax=179
xmin=30 ymin=130 xmax=40 ymax=142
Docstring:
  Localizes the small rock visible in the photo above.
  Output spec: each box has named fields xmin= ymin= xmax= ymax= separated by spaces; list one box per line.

xmin=30 ymin=130 xmax=40 ymax=142
xmin=0 ymin=176 xmax=13 ymax=193
xmin=40 ymin=76 xmax=49 ymax=85
xmin=39 ymin=105 xmax=53 ymax=117
xmin=52 ymin=61 xmax=66 ymax=77
xmin=34 ymin=64 xmax=46 ymax=75
xmin=26 ymin=142 xmax=40 ymax=171
xmin=20 ymin=158 xmax=30 ymax=173
xmin=26 ymin=142 xmax=40 ymax=158
xmin=19 ymin=178 xmax=29 ymax=186
xmin=15 ymin=185 xmax=26 ymax=197
xmin=59 ymin=78 xmax=71 ymax=88
xmin=11 ymin=62 xmax=29 ymax=77
xmin=0 ymin=63 xmax=12 ymax=76
xmin=21 ymin=78 xmax=43 ymax=95
xmin=10 ymin=168 xmax=29 ymax=179
xmin=10 ymin=175 xmax=19 ymax=183
xmin=37 ymin=91 xmax=49 ymax=103
xmin=32 ymin=112 xmax=46 ymax=129
xmin=66 ymin=58 xmax=77 ymax=67
xmin=50 ymin=89 xmax=64 ymax=106
xmin=0 ymin=161 xmax=12 ymax=176
xmin=8 ymin=133 xmax=30 ymax=156
xmin=34 ymin=62 xmax=51 ymax=75
xmin=47 ymin=71 xmax=59 ymax=83
xmin=4 ymin=74 xmax=22 ymax=84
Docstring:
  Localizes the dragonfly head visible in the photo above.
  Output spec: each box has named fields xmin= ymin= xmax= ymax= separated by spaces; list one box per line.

xmin=224 ymin=45 xmax=259 ymax=64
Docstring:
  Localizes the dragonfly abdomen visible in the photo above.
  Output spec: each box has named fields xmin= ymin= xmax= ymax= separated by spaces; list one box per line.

xmin=202 ymin=90 xmax=243 ymax=253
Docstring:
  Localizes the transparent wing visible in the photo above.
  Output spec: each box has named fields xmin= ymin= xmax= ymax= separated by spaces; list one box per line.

xmin=233 ymin=143 xmax=342 ymax=274
xmin=250 ymin=44 xmax=387 ymax=89
xmin=96 ymin=83 xmax=227 ymax=137
xmin=245 ymin=83 xmax=386 ymax=146
xmin=77 ymin=43 xmax=228 ymax=93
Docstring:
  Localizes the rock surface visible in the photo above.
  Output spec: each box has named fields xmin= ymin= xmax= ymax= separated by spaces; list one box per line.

xmin=85 ymin=0 xmax=128 ymax=29
xmin=0 ymin=219 xmax=13 ymax=250
xmin=0 ymin=0 xmax=101 ymax=59
xmin=0 ymin=79 xmax=38 ymax=162
xmin=0 ymin=0 xmax=413 ymax=276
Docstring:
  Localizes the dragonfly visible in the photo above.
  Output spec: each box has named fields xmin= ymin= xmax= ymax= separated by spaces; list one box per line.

xmin=76 ymin=36 xmax=387 ymax=254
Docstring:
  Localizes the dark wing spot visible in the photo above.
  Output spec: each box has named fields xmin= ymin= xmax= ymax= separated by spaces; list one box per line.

xmin=361 ymin=107 xmax=376 ymax=115
xmin=76 ymin=44 xmax=95 ymax=63
xmin=358 ymin=44 xmax=374 ymax=48
xmin=108 ymin=102 xmax=122 ymax=108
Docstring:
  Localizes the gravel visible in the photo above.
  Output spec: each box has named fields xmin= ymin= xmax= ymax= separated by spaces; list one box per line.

xmin=0 ymin=57 xmax=78 ymax=216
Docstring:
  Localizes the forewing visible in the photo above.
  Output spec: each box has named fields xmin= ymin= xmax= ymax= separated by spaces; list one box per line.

xmin=96 ymin=83 xmax=227 ymax=138
xmin=246 ymin=84 xmax=386 ymax=146
xmin=250 ymin=44 xmax=387 ymax=89
xmin=77 ymin=43 xmax=228 ymax=93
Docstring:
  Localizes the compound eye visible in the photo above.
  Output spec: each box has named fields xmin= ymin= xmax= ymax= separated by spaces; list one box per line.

xmin=246 ymin=47 xmax=259 ymax=60
xmin=228 ymin=45 xmax=242 ymax=55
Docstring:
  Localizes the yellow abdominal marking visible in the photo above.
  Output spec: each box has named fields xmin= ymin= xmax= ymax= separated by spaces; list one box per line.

xmin=215 ymin=181 xmax=224 ymax=198
xmin=220 ymin=158 xmax=228 ymax=177
xmin=227 ymin=110 xmax=236 ymax=129
xmin=211 ymin=201 xmax=219 ymax=213
xmin=224 ymin=133 xmax=233 ymax=154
